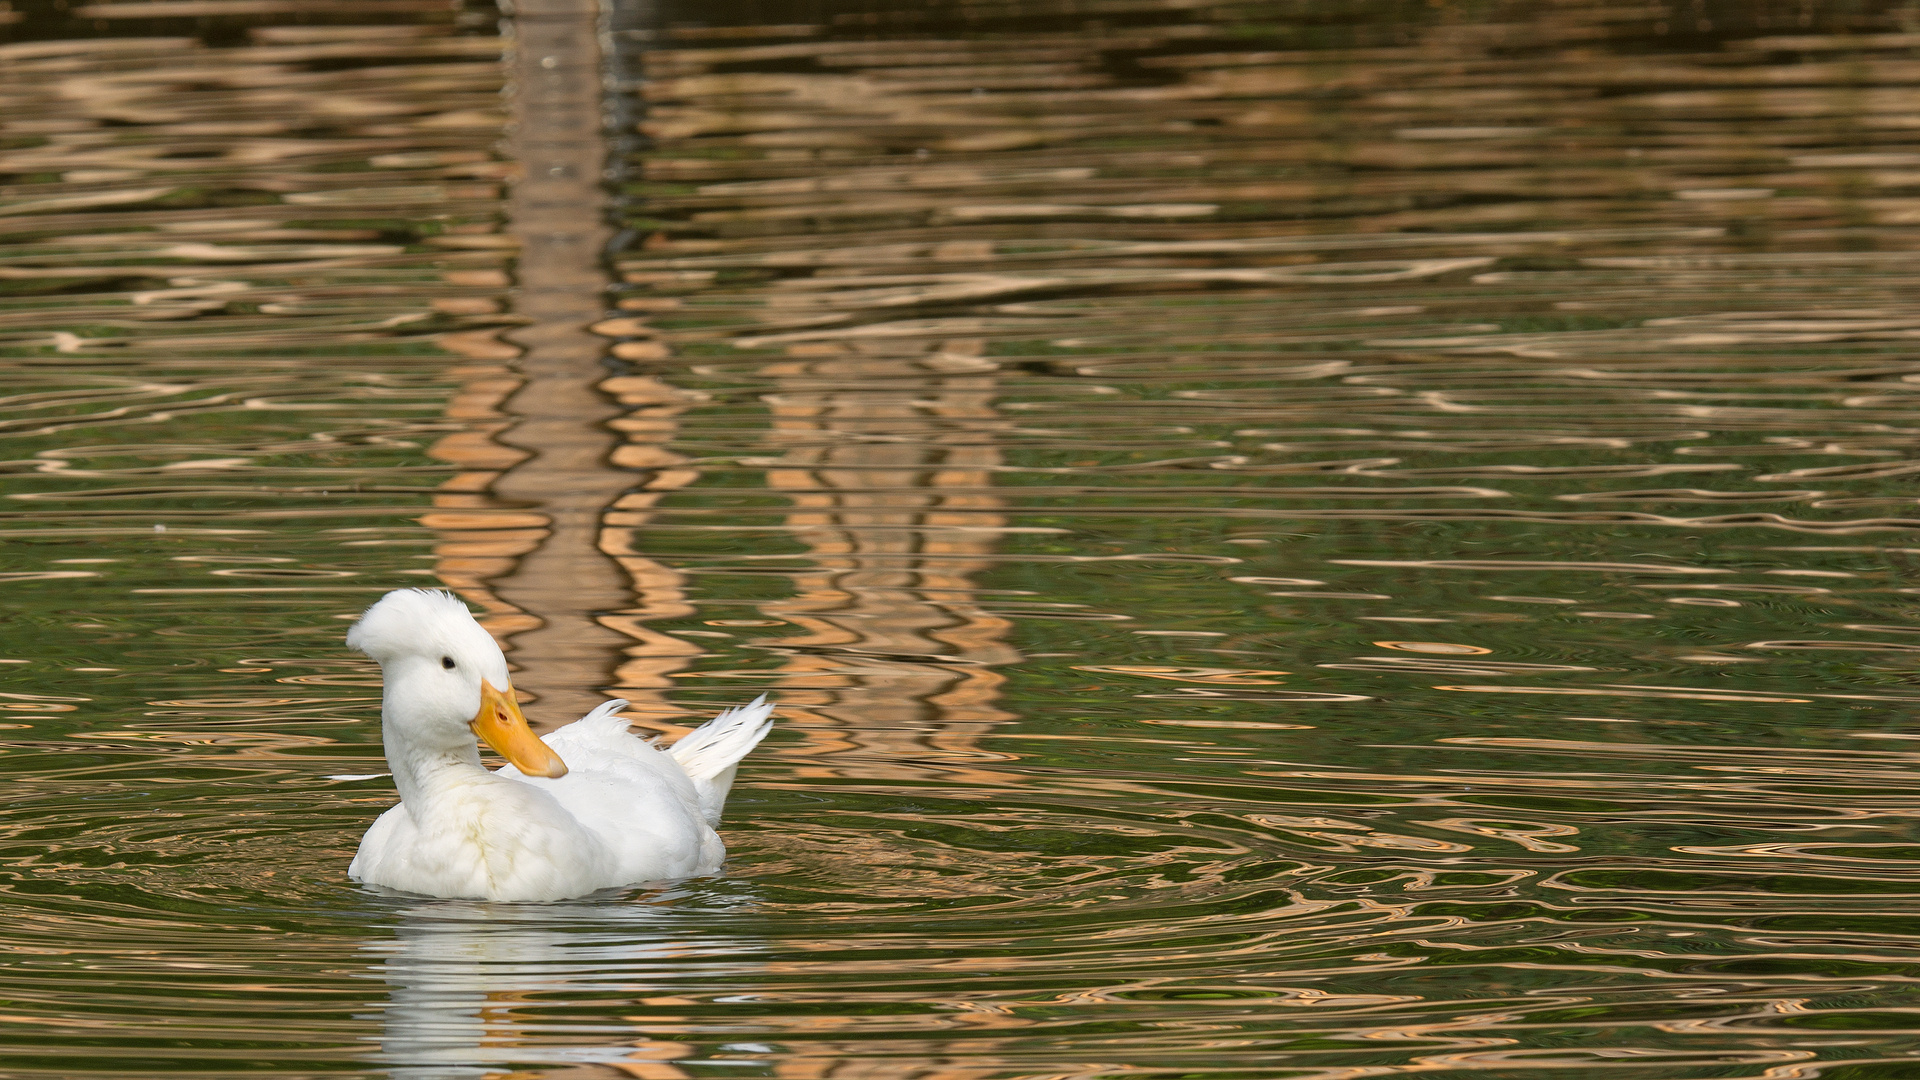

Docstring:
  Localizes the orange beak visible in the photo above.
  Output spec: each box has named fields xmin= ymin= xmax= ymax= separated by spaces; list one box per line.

xmin=471 ymin=680 xmax=568 ymax=778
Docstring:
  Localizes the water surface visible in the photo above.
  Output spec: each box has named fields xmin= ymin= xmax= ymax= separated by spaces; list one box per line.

xmin=6 ymin=2 xmax=1920 ymax=1077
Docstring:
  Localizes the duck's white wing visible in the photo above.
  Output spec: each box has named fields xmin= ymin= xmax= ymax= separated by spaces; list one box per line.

xmin=494 ymin=699 xmax=736 ymax=882
xmin=506 ymin=696 xmax=774 ymax=825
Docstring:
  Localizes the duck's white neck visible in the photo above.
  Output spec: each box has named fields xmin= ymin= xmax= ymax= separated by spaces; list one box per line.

xmin=382 ymin=716 xmax=490 ymax=812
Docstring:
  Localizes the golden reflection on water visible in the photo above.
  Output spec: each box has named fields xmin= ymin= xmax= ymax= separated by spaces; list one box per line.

xmin=743 ymin=336 xmax=1023 ymax=782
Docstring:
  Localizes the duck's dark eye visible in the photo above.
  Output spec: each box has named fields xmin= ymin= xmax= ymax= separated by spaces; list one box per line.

xmin=441 ymin=656 xmax=456 ymax=670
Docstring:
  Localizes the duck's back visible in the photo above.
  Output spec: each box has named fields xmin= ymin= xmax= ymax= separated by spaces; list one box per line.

xmin=498 ymin=703 xmax=725 ymax=883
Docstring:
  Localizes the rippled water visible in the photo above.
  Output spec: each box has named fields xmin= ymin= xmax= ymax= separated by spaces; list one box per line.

xmin=8 ymin=2 xmax=1920 ymax=1077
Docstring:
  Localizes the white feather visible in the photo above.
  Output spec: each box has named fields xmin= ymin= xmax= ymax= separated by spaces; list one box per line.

xmin=666 ymin=694 xmax=774 ymax=826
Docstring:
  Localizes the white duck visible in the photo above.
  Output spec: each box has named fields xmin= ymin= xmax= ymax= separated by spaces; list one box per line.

xmin=344 ymin=589 xmax=773 ymax=901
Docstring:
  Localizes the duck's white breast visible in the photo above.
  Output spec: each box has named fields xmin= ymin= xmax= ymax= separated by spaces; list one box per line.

xmin=350 ymin=775 xmax=623 ymax=901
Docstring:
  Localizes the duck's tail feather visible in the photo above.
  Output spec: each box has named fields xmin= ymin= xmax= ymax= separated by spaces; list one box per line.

xmin=667 ymin=694 xmax=773 ymax=825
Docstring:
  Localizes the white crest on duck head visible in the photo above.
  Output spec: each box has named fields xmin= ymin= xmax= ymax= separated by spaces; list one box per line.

xmin=347 ymin=588 xmax=507 ymax=682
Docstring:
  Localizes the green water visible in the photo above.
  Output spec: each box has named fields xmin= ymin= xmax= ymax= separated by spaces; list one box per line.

xmin=5 ymin=1 xmax=1920 ymax=1077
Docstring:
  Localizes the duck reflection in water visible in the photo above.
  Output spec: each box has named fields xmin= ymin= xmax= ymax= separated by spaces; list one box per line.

xmin=366 ymin=898 xmax=744 ymax=1079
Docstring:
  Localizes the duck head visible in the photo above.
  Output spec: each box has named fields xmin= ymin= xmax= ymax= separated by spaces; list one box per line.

xmin=347 ymin=589 xmax=568 ymax=779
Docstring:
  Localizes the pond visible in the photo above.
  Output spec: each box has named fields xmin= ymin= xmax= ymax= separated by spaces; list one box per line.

xmin=5 ymin=1 xmax=1920 ymax=1076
